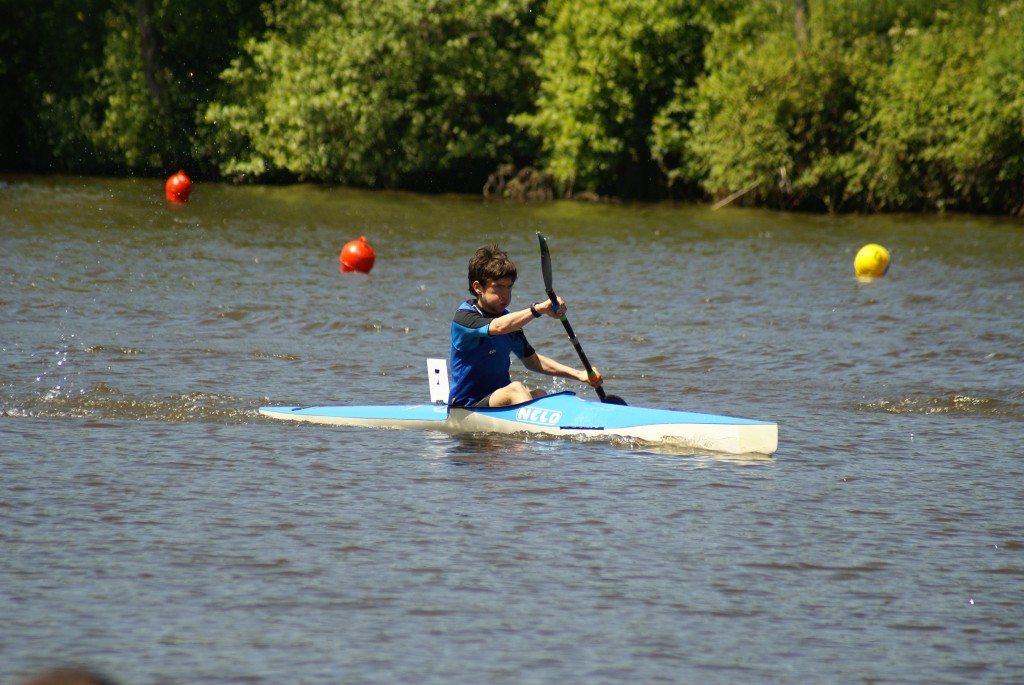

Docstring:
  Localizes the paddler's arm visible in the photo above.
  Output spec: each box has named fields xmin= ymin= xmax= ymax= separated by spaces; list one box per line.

xmin=522 ymin=352 xmax=603 ymax=388
xmin=487 ymin=296 xmax=566 ymax=335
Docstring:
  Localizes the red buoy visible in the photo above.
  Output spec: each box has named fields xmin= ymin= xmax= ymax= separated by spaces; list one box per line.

xmin=340 ymin=236 xmax=376 ymax=273
xmin=165 ymin=170 xmax=192 ymax=203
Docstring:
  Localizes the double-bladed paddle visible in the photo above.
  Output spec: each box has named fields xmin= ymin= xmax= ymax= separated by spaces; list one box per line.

xmin=537 ymin=232 xmax=626 ymax=405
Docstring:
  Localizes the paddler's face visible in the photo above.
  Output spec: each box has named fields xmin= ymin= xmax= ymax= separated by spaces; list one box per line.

xmin=474 ymin=277 xmax=514 ymax=315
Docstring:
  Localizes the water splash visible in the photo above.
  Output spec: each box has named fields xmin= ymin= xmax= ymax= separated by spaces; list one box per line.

xmin=861 ymin=393 xmax=1022 ymax=418
xmin=3 ymin=386 xmax=260 ymax=424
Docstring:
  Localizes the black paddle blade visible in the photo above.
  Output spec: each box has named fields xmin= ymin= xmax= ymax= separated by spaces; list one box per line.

xmin=603 ymin=394 xmax=627 ymax=406
xmin=537 ymin=232 xmax=554 ymax=292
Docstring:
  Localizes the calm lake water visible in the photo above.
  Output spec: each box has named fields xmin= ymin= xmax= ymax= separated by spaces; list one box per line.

xmin=2 ymin=174 xmax=1022 ymax=684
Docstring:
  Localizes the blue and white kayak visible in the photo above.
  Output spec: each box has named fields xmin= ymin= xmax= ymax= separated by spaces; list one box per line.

xmin=259 ymin=392 xmax=778 ymax=456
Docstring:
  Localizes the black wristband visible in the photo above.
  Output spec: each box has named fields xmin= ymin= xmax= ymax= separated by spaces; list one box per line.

xmin=530 ymin=303 xmax=542 ymax=318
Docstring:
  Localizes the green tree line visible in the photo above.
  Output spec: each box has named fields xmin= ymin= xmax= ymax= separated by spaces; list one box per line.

xmin=2 ymin=0 xmax=1022 ymax=213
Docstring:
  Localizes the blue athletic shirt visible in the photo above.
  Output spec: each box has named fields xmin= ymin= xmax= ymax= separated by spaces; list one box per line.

xmin=449 ymin=299 xmax=536 ymax=406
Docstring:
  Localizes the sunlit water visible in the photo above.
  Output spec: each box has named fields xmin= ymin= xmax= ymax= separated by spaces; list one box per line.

xmin=2 ymin=175 xmax=1022 ymax=684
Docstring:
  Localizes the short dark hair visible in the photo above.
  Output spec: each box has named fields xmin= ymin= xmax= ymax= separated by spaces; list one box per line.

xmin=468 ymin=244 xmax=517 ymax=295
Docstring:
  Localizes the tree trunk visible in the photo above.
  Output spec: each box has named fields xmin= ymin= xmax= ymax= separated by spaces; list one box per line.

xmin=794 ymin=0 xmax=810 ymax=46
xmin=135 ymin=0 xmax=165 ymax=103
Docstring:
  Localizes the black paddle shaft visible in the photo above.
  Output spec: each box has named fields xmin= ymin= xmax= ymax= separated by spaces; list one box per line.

xmin=537 ymin=232 xmax=625 ymax=405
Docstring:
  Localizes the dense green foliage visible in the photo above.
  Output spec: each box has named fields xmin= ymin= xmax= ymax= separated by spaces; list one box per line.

xmin=510 ymin=0 xmax=729 ymax=199
xmin=681 ymin=0 xmax=1024 ymax=212
xmin=1 ymin=0 xmax=1022 ymax=213
xmin=0 ymin=0 xmax=263 ymax=174
xmin=203 ymin=0 xmax=540 ymax=190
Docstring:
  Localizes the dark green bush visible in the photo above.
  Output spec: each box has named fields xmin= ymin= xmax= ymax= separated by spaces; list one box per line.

xmin=511 ymin=0 xmax=724 ymax=198
xmin=680 ymin=0 xmax=1024 ymax=213
xmin=203 ymin=0 xmax=541 ymax=192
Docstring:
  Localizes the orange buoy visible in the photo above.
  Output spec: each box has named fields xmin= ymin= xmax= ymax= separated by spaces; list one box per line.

xmin=165 ymin=170 xmax=192 ymax=203
xmin=340 ymin=236 xmax=376 ymax=273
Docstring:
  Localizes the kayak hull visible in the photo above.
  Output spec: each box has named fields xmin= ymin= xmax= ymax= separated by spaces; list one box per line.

xmin=259 ymin=392 xmax=778 ymax=456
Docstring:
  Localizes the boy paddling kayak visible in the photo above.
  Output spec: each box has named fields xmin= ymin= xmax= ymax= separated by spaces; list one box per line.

xmin=448 ymin=244 xmax=603 ymax=408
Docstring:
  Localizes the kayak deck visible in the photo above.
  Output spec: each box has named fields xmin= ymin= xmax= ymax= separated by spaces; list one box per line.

xmin=259 ymin=392 xmax=778 ymax=456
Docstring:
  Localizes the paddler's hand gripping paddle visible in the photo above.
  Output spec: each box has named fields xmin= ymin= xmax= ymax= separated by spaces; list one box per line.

xmin=537 ymin=232 xmax=626 ymax=405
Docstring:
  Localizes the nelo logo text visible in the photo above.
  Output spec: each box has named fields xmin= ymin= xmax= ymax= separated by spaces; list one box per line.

xmin=516 ymin=407 xmax=562 ymax=425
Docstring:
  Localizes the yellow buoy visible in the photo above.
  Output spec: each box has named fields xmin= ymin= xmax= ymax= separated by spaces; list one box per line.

xmin=854 ymin=243 xmax=890 ymax=279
